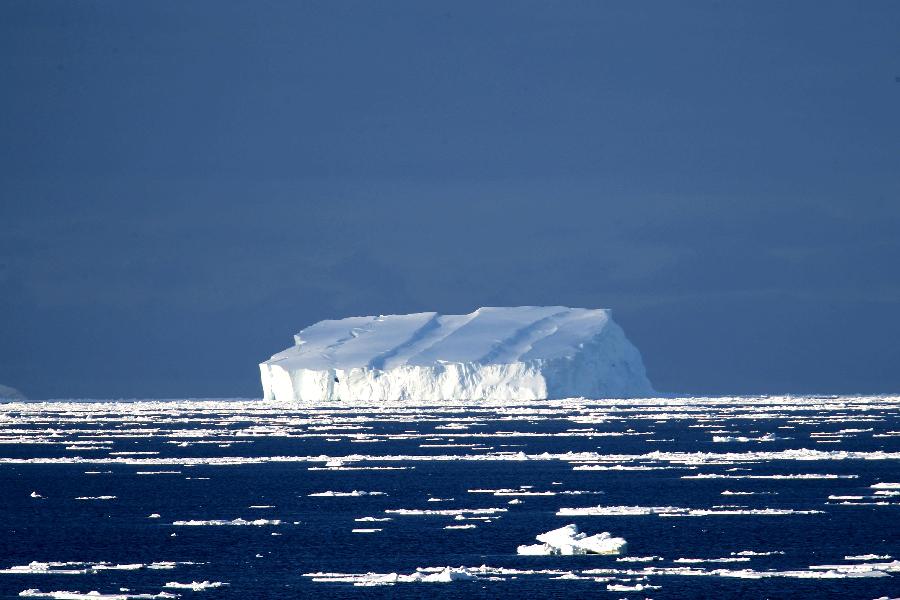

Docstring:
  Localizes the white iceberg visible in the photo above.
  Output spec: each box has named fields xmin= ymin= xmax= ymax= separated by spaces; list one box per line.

xmin=516 ymin=524 xmax=627 ymax=556
xmin=260 ymin=306 xmax=653 ymax=403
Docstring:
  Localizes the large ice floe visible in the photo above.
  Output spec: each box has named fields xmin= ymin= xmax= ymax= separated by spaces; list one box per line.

xmin=259 ymin=306 xmax=653 ymax=403
xmin=517 ymin=524 xmax=627 ymax=556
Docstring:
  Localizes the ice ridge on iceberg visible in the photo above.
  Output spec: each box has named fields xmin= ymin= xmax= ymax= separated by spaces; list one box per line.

xmin=260 ymin=306 xmax=654 ymax=403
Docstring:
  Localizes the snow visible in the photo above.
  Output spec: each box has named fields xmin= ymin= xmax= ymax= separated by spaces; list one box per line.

xmin=260 ymin=307 xmax=653 ymax=402
xmin=516 ymin=524 xmax=627 ymax=556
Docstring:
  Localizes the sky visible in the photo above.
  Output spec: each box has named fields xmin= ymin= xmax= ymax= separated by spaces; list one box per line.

xmin=1 ymin=1 xmax=899 ymax=399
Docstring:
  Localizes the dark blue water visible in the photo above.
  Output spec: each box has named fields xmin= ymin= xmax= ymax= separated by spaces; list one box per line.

xmin=1 ymin=397 xmax=898 ymax=599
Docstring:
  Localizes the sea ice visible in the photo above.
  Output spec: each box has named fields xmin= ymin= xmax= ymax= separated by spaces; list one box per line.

xmin=516 ymin=524 xmax=627 ymax=556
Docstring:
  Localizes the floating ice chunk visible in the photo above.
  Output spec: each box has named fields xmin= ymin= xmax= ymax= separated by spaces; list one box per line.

xmin=308 ymin=491 xmax=386 ymax=497
xmin=674 ymin=557 xmax=750 ymax=563
xmin=871 ymin=483 xmax=900 ymax=489
xmin=607 ymin=582 xmax=660 ymax=591
xmin=517 ymin=524 xmax=627 ymax=556
xmin=712 ymin=434 xmax=778 ymax=442
xmin=74 ymin=496 xmax=116 ymax=501
xmin=558 ymin=505 xmax=682 ymax=516
xmin=147 ymin=514 xmax=161 ymax=519
xmin=172 ymin=518 xmax=280 ymax=526
xmin=351 ymin=529 xmax=382 ymax=533
xmin=845 ymin=554 xmax=892 ymax=561
xmin=163 ymin=581 xmax=228 ymax=591
xmin=444 ymin=524 xmax=476 ymax=530
xmin=18 ymin=590 xmax=177 ymax=599
xmin=30 ymin=492 xmax=42 ymax=498
xmin=385 ymin=508 xmax=506 ymax=517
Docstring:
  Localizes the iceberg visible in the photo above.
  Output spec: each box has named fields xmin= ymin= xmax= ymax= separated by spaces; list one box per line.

xmin=0 ymin=384 xmax=26 ymax=401
xmin=260 ymin=306 xmax=653 ymax=403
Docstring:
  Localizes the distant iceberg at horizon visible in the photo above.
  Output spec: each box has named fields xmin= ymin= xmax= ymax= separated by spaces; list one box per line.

xmin=259 ymin=306 xmax=654 ymax=403
xmin=0 ymin=384 xmax=26 ymax=401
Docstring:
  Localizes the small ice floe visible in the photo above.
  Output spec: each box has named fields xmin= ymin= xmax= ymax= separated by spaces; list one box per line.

xmin=557 ymin=505 xmax=821 ymax=517
xmin=558 ymin=505 xmax=679 ymax=516
xmin=731 ymin=550 xmax=785 ymax=557
xmin=712 ymin=434 xmax=779 ymax=442
xmin=871 ymin=483 xmax=900 ymax=490
xmin=30 ymin=492 xmax=42 ymax=498
xmin=721 ymin=490 xmax=777 ymax=496
xmin=1 ymin=562 xmax=196 ymax=576
xmin=172 ymin=518 xmax=280 ymax=526
xmin=308 ymin=491 xmax=386 ymax=497
xmin=307 ymin=566 xmax=477 ymax=585
xmin=354 ymin=516 xmax=392 ymax=522
xmin=607 ymin=582 xmax=660 ymax=591
xmin=845 ymin=554 xmax=892 ymax=561
xmin=74 ymin=496 xmax=116 ymax=501
xmin=427 ymin=497 xmax=453 ymax=502
xmin=508 ymin=499 xmax=522 ymax=505
xmin=444 ymin=524 xmax=476 ymax=530
xmin=351 ymin=528 xmax=382 ymax=533
xmin=248 ymin=505 xmax=274 ymax=509
xmin=684 ymin=473 xmax=857 ymax=480
xmin=385 ymin=508 xmax=506 ymax=517
xmin=674 ymin=557 xmax=751 ymax=563
xmin=516 ymin=524 xmax=627 ymax=556
xmin=147 ymin=514 xmax=161 ymax=519
xmin=616 ymin=556 xmax=663 ymax=563
xmin=135 ymin=471 xmax=181 ymax=475
xmin=18 ymin=589 xmax=177 ymax=599
xmin=163 ymin=581 xmax=228 ymax=591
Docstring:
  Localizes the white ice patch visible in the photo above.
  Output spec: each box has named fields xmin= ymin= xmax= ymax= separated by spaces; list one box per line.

xmin=516 ymin=524 xmax=627 ymax=556
xmin=308 ymin=491 xmax=386 ymax=497
xmin=172 ymin=519 xmax=280 ymax=526
xmin=162 ymin=581 xmax=227 ymax=591
xmin=19 ymin=590 xmax=177 ymax=599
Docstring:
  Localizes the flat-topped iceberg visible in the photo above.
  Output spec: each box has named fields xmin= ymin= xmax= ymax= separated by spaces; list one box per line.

xmin=260 ymin=306 xmax=653 ymax=403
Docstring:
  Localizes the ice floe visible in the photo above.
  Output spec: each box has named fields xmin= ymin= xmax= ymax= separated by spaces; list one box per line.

xmin=162 ymin=581 xmax=227 ymax=591
xmin=516 ymin=524 xmax=627 ymax=556
xmin=172 ymin=518 xmax=280 ymax=526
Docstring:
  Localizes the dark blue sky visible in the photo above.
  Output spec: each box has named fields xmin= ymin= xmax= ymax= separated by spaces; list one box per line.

xmin=2 ymin=1 xmax=898 ymax=399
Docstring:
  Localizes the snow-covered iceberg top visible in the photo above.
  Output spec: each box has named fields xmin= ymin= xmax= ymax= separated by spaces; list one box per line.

xmin=260 ymin=306 xmax=653 ymax=403
xmin=517 ymin=524 xmax=628 ymax=555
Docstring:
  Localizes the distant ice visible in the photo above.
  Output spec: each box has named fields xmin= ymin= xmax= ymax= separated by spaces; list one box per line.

xmin=163 ymin=581 xmax=227 ymax=591
xmin=172 ymin=518 xmax=280 ymax=526
xmin=0 ymin=384 xmax=26 ymax=401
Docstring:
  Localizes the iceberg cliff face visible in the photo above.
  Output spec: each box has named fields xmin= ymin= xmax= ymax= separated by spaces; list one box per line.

xmin=260 ymin=306 xmax=654 ymax=403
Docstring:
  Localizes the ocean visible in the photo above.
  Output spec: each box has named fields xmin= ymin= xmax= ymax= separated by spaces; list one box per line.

xmin=1 ymin=396 xmax=898 ymax=599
